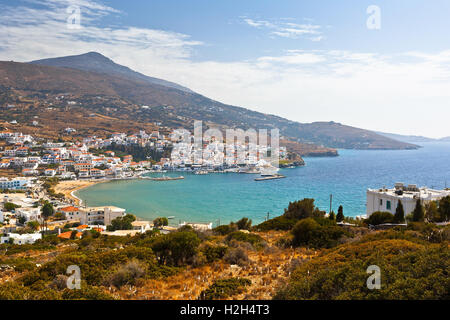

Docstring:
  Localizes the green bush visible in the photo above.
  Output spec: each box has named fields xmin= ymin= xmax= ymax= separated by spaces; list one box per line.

xmin=107 ymin=214 xmax=136 ymax=231
xmin=255 ymin=216 xmax=298 ymax=231
xmin=365 ymin=211 xmax=395 ymax=225
xmin=226 ymin=231 xmax=265 ymax=249
xmin=201 ymin=243 xmax=228 ymax=263
xmin=275 ymin=239 xmax=449 ymax=300
xmin=151 ymin=231 xmax=201 ymax=266
xmin=291 ymin=218 xmax=347 ymax=249
xmin=199 ymin=278 xmax=251 ymax=300
xmin=213 ymin=224 xmax=238 ymax=235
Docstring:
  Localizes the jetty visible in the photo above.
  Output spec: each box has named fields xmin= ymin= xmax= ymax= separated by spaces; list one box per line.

xmin=149 ymin=176 xmax=185 ymax=181
xmin=254 ymin=174 xmax=286 ymax=181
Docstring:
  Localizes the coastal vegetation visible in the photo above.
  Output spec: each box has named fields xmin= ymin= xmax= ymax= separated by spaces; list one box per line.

xmin=199 ymin=278 xmax=252 ymax=300
xmin=0 ymin=198 xmax=448 ymax=300
xmin=107 ymin=214 xmax=136 ymax=231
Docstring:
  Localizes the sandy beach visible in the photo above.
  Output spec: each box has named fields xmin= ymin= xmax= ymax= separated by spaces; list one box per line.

xmin=54 ymin=179 xmax=104 ymax=205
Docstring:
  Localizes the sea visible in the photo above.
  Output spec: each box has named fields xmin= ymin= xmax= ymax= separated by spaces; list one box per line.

xmin=76 ymin=142 xmax=450 ymax=225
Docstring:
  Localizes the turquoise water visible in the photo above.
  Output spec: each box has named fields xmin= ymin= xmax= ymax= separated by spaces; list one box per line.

xmin=76 ymin=142 xmax=450 ymax=225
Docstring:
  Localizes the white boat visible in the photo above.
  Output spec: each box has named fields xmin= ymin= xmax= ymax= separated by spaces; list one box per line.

xmin=260 ymin=166 xmax=280 ymax=176
xmin=194 ymin=170 xmax=209 ymax=175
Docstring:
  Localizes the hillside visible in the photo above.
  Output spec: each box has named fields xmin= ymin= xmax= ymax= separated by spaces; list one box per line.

xmin=0 ymin=54 xmax=418 ymax=150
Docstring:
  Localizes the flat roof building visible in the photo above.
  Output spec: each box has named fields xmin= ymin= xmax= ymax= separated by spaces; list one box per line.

xmin=367 ymin=183 xmax=450 ymax=217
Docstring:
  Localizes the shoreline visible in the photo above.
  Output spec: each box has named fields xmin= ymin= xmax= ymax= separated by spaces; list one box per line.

xmin=54 ymin=179 xmax=107 ymax=206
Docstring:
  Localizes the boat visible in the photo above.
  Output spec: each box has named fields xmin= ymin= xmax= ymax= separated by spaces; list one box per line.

xmin=254 ymin=174 xmax=286 ymax=181
xmin=168 ymin=216 xmax=175 ymax=219
xmin=194 ymin=170 xmax=209 ymax=175
xmin=260 ymin=165 xmax=280 ymax=176
xmin=150 ymin=176 xmax=185 ymax=181
xmin=238 ymin=167 xmax=260 ymax=174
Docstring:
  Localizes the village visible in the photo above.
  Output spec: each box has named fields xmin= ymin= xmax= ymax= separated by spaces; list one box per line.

xmin=0 ymin=127 xmax=290 ymax=246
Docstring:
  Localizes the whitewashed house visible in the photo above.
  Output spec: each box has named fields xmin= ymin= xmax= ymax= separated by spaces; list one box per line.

xmin=367 ymin=183 xmax=450 ymax=217
xmin=1 ymin=233 xmax=42 ymax=245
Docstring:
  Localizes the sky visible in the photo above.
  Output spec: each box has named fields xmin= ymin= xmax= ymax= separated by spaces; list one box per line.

xmin=1 ymin=0 xmax=450 ymax=138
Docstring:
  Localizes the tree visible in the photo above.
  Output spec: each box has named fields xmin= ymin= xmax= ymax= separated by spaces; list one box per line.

xmin=336 ymin=205 xmax=344 ymax=222
xmin=41 ymin=202 xmax=55 ymax=219
xmin=235 ymin=217 xmax=252 ymax=230
xmin=328 ymin=211 xmax=336 ymax=221
xmin=412 ymin=199 xmax=425 ymax=222
xmin=107 ymin=214 xmax=136 ymax=231
xmin=393 ymin=200 xmax=405 ymax=223
xmin=153 ymin=217 xmax=169 ymax=228
xmin=3 ymin=202 xmax=20 ymax=212
xmin=41 ymin=202 xmax=54 ymax=233
xmin=17 ymin=215 xmax=27 ymax=225
xmin=438 ymin=196 xmax=450 ymax=221
xmin=283 ymin=198 xmax=325 ymax=220
xmin=27 ymin=221 xmax=40 ymax=231
xmin=70 ymin=230 xmax=79 ymax=240
xmin=425 ymin=201 xmax=440 ymax=222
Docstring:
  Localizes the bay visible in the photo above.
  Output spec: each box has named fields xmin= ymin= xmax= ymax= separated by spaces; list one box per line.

xmin=76 ymin=142 xmax=450 ymax=225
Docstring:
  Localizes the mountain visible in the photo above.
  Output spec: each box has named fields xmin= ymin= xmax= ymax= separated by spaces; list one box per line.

xmin=30 ymin=52 xmax=193 ymax=93
xmin=376 ymin=131 xmax=436 ymax=144
xmin=377 ymin=132 xmax=450 ymax=144
xmin=0 ymin=53 xmax=418 ymax=150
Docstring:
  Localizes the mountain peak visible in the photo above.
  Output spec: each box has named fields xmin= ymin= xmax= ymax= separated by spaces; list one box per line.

xmin=30 ymin=52 xmax=193 ymax=93
xmin=81 ymin=51 xmax=110 ymax=59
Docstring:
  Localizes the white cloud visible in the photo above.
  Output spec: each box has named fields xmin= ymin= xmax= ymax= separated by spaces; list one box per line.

xmin=243 ymin=18 xmax=324 ymax=41
xmin=0 ymin=1 xmax=449 ymax=138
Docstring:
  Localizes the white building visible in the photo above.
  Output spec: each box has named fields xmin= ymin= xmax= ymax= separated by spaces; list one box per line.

xmin=81 ymin=206 xmax=126 ymax=226
xmin=60 ymin=205 xmax=126 ymax=226
xmin=367 ymin=183 xmax=450 ymax=217
xmin=0 ymin=177 xmax=30 ymax=190
xmin=1 ymin=233 xmax=42 ymax=245
xmin=16 ymin=207 xmax=41 ymax=222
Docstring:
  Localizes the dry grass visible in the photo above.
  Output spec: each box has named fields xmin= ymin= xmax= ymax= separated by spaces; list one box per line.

xmin=116 ymin=231 xmax=318 ymax=300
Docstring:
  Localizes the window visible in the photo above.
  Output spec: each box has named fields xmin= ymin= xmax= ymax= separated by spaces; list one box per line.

xmin=387 ymin=201 xmax=391 ymax=210
xmin=380 ymin=199 xmax=383 ymax=206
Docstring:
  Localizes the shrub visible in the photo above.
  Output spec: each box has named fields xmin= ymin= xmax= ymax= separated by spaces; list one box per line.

xmin=213 ymin=224 xmax=238 ymax=235
xmin=104 ymin=259 xmax=146 ymax=288
xmin=255 ymin=216 xmax=298 ymax=231
xmin=291 ymin=218 xmax=347 ymax=249
xmin=151 ymin=231 xmax=201 ymax=266
xmin=201 ymin=243 xmax=228 ymax=263
xmin=365 ymin=211 xmax=394 ymax=225
xmin=275 ymin=239 xmax=449 ymax=300
xmin=62 ymin=283 xmax=114 ymax=300
xmin=225 ymin=231 xmax=265 ymax=249
xmin=199 ymin=278 xmax=251 ymax=300
xmin=223 ymin=247 xmax=249 ymax=266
